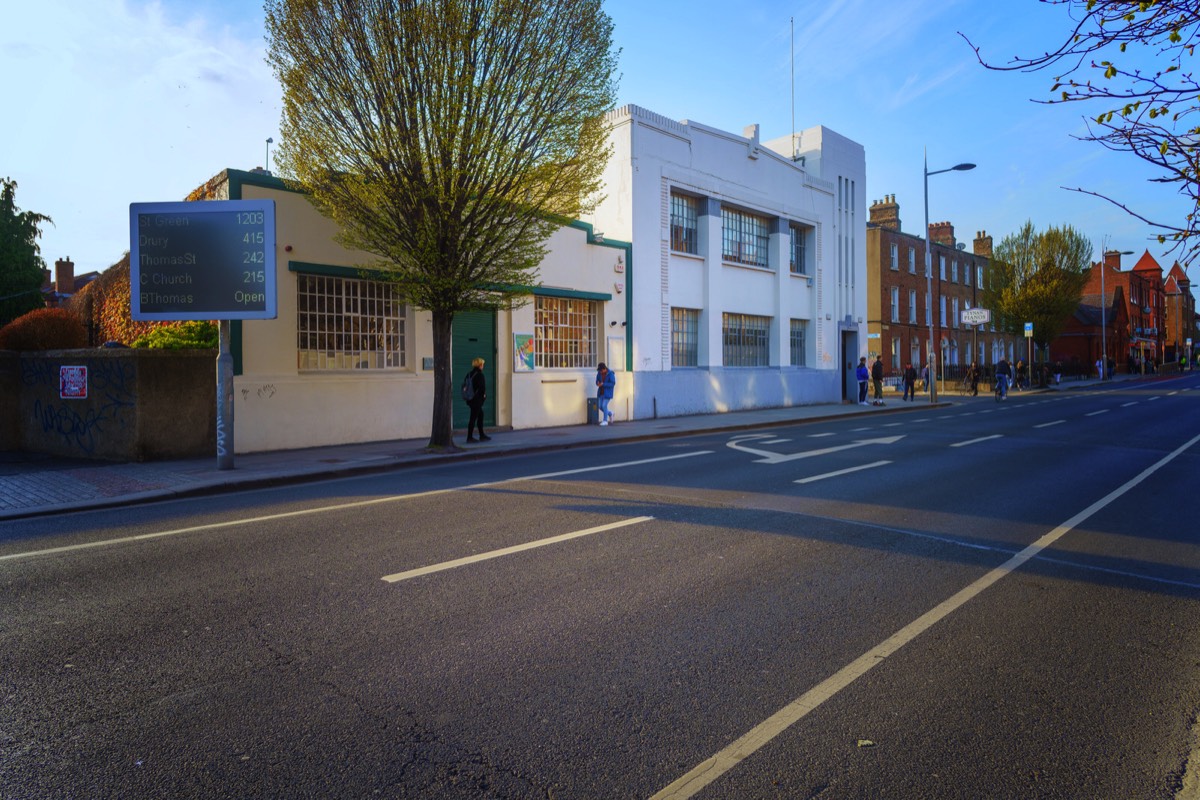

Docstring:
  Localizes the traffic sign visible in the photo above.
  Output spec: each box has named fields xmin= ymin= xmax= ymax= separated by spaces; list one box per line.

xmin=1024 ymin=321 xmax=1034 ymax=338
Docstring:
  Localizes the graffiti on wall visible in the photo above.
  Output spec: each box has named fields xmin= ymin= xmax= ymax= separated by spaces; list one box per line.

xmin=23 ymin=358 xmax=136 ymax=456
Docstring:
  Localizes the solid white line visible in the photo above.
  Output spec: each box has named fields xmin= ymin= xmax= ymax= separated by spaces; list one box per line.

xmin=1122 ymin=402 xmax=1138 ymax=408
xmin=950 ymin=434 xmax=1003 ymax=448
xmin=0 ymin=452 xmax=712 ymax=563
xmin=381 ymin=516 xmax=654 ymax=583
xmin=1085 ymin=410 xmax=1109 ymax=417
xmin=760 ymin=439 xmax=791 ymax=445
xmin=1035 ymin=420 xmax=1065 ymax=429
xmin=794 ymin=461 xmax=890 ymax=484
xmin=651 ymin=431 xmax=1200 ymax=800
xmin=808 ymin=433 xmax=835 ymax=438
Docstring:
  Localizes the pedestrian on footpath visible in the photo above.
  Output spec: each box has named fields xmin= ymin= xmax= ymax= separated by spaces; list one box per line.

xmin=871 ymin=355 xmax=885 ymax=406
xmin=856 ymin=357 xmax=870 ymax=405
xmin=968 ymin=361 xmax=980 ymax=396
xmin=595 ymin=362 xmax=616 ymax=425
xmin=463 ymin=357 xmax=490 ymax=442
xmin=902 ymin=362 xmax=917 ymax=401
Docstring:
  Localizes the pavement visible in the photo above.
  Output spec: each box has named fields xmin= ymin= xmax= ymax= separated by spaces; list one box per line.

xmin=0 ymin=373 xmax=1132 ymax=522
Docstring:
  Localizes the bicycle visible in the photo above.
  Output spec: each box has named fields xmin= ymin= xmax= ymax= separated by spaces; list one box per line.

xmin=995 ymin=374 xmax=1008 ymax=401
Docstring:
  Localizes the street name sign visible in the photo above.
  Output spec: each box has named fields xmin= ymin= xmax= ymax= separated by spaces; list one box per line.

xmin=129 ymin=200 xmax=277 ymax=320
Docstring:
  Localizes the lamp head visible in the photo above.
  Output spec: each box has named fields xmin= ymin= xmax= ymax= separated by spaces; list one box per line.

xmin=952 ymin=163 xmax=975 ymax=171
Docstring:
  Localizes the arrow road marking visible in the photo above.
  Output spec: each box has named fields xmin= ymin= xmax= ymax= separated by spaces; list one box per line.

xmin=727 ymin=435 xmax=904 ymax=464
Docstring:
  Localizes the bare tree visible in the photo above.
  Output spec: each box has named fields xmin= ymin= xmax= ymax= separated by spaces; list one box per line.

xmin=962 ymin=1 xmax=1200 ymax=261
xmin=265 ymin=0 xmax=617 ymax=447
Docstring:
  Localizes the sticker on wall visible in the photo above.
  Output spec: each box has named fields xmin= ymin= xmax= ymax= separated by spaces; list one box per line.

xmin=514 ymin=333 xmax=535 ymax=371
xmin=60 ymin=366 xmax=88 ymax=399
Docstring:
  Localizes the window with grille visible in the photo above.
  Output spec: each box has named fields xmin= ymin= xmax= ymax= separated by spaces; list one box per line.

xmin=789 ymin=225 xmax=808 ymax=274
xmin=297 ymin=274 xmax=406 ymax=370
xmin=790 ymin=319 xmax=807 ymax=367
xmin=670 ymin=192 xmax=699 ymax=254
xmin=671 ymin=307 xmax=700 ymax=367
xmin=534 ymin=296 xmax=598 ymax=368
xmin=722 ymin=207 xmax=770 ymax=268
xmin=722 ymin=312 xmax=770 ymax=366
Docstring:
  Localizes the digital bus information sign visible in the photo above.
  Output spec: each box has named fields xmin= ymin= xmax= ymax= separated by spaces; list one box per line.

xmin=129 ymin=199 xmax=277 ymax=320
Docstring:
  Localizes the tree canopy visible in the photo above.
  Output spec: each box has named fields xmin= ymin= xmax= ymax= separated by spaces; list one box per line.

xmin=985 ymin=221 xmax=1094 ymax=350
xmin=265 ymin=0 xmax=618 ymax=447
xmin=0 ymin=177 xmax=52 ymax=327
xmin=962 ymin=1 xmax=1200 ymax=261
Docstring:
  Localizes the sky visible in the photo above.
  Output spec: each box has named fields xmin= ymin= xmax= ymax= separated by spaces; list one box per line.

xmin=3 ymin=0 xmax=1194 ymax=297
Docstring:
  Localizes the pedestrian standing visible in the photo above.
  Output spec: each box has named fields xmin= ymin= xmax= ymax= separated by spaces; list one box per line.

xmin=968 ymin=361 xmax=979 ymax=396
xmin=463 ymin=357 xmax=490 ymax=442
xmin=595 ymin=362 xmax=616 ymax=425
xmin=856 ymin=357 xmax=870 ymax=405
xmin=871 ymin=355 xmax=885 ymax=406
xmin=903 ymin=362 xmax=917 ymax=401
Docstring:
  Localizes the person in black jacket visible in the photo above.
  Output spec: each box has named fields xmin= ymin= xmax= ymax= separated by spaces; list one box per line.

xmin=465 ymin=357 xmax=490 ymax=442
xmin=871 ymin=356 xmax=885 ymax=406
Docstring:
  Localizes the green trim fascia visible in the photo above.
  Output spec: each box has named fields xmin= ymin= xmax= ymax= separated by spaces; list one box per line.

xmin=287 ymin=261 xmax=387 ymax=279
xmin=225 ymin=168 xmax=302 ymax=200
xmin=532 ymin=285 xmax=612 ymax=301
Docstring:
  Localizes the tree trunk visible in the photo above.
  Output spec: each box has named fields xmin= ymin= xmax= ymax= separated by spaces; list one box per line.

xmin=428 ymin=310 xmax=455 ymax=448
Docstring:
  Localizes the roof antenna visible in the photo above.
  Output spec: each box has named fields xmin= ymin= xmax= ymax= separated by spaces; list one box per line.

xmin=791 ymin=17 xmax=804 ymax=164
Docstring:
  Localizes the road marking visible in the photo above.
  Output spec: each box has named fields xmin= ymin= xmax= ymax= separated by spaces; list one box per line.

xmin=949 ymin=434 xmax=1003 ymax=448
xmin=808 ymin=433 xmax=835 ymax=438
xmin=651 ymin=431 xmax=1200 ymax=800
xmin=1085 ymin=410 xmax=1109 ymax=417
xmin=850 ymin=427 xmax=872 ymax=432
xmin=728 ymin=436 xmax=903 ymax=464
xmin=0 ymin=452 xmax=711 ymax=563
xmin=1034 ymin=420 xmax=1065 ymax=429
xmin=794 ymin=461 xmax=891 ymax=484
xmin=1149 ymin=396 xmax=1162 ymax=401
xmin=882 ymin=422 xmax=903 ymax=427
xmin=760 ymin=439 xmax=791 ymax=445
xmin=1122 ymin=402 xmax=1138 ymax=408
xmin=910 ymin=418 xmax=931 ymax=423
xmin=1169 ymin=391 xmax=1179 ymax=396
xmin=381 ymin=516 xmax=654 ymax=583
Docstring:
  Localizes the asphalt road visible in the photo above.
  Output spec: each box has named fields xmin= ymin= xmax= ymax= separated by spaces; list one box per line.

xmin=3 ymin=376 xmax=1200 ymax=799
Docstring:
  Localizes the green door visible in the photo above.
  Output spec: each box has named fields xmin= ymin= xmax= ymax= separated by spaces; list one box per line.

xmin=452 ymin=310 xmax=496 ymax=429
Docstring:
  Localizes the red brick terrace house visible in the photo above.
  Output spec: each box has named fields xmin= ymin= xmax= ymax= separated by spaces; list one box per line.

xmin=1065 ymin=250 xmax=1166 ymax=372
xmin=1049 ymin=282 xmax=1129 ymax=376
xmin=866 ymin=194 xmax=1020 ymax=380
xmin=1164 ymin=261 xmax=1195 ymax=364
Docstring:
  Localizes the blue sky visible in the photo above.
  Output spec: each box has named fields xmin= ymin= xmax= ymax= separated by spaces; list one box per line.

xmin=3 ymin=0 xmax=1193 ymax=294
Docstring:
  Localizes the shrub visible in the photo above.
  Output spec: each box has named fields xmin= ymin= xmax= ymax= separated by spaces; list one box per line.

xmin=130 ymin=320 xmax=218 ymax=350
xmin=0 ymin=307 xmax=88 ymax=351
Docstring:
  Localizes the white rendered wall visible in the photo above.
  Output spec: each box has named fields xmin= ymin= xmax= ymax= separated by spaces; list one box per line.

xmin=588 ymin=105 xmax=867 ymax=419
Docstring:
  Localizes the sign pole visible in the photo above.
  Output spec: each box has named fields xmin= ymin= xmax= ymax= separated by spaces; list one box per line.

xmin=217 ymin=320 xmax=234 ymax=470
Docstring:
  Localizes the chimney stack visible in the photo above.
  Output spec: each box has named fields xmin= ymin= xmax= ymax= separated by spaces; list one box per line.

xmin=973 ymin=230 xmax=993 ymax=258
xmin=868 ymin=194 xmax=901 ymax=232
xmin=1103 ymin=250 xmax=1125 ymax=270
xmin=54 ymin=257 xmax=75 ymax=295
xmin=927 ymin=221 xmax=955 ymax=248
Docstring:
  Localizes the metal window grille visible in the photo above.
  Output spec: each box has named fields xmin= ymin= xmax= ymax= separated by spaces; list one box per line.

xmin=670 ymin=193 xmax=699 ymax=254
xmin=789 ymin=319 xmax=807 ymax=367
xmin=722 ymin=208 xmax=770 ymax=267
xmin=296 ymin=274 xmax=405 ymax=370
xmin=722 ymin=312 xmax=770 ymax=366
xmin=535 ymin=296 xmax=597 ymax=368
xmin=671 ymin=307 xmax=699 ymax=367
xmin=789 ymin=225 xmax=807 ymax=274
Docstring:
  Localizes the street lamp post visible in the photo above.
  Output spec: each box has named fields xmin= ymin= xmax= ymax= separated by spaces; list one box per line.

xmin=1101 ymin=250 xmax=1133 ymax=379
xmin=924 ymin=153 xmax=975 ymax=403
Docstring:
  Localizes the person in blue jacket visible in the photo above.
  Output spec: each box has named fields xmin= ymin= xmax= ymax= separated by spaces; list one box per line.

xmin=596 ymin=362 xmax=616 ymax=425
xmin=855 ymin=357 xmax=870 ymax=406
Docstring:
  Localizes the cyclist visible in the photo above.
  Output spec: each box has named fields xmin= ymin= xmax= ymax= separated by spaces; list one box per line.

xmin=995 ymin=357 xmax=1012 ymax=400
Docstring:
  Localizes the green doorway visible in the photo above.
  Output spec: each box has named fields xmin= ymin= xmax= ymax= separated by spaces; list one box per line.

xmin=452 ymin=310 xmax=497 ymax=429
